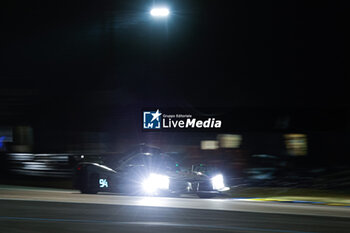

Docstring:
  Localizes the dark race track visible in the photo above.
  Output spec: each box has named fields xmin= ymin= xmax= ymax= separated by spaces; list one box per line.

xmin=1 ymin=186 xmax=350 ymax=233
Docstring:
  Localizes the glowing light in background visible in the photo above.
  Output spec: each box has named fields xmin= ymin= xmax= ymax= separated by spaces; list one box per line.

xmin=200 ymin=140 xmax=219 ymax=150
xmin=217 ymin=134 xmax=242 ymax=148
xmin=284 ymin=134 xmax=308 ymax=156
xmin=150 ymin=7 xmax=170 ymax=17
xmin=0 ymin=136 xmax=4 ymax=149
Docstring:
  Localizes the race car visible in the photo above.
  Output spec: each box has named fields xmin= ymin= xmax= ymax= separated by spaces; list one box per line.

xmin=74 ymin=144 xmax=230 ymax=198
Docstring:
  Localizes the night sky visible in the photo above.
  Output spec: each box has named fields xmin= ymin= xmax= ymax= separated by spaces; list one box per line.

xmin=0 ymin=1 xmax=347 ymax=133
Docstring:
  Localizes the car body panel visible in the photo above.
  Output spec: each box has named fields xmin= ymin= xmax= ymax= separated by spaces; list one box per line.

xmin=74 ymin=145 xmax=228 ymax=197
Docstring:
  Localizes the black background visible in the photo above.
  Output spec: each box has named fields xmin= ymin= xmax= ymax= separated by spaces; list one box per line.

xmin=0 ymin=1 xmax=348 ymax=143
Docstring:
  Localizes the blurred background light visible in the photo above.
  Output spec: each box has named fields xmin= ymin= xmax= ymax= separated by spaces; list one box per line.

xmin=284 ymin=134 xmax=308 ymax=156
xmin=150 ymin=7 xmax=170 ymax=17
xmin=200 ymin=140 xmax=219 ymax=150
xmin=217 ymin=134 xmax=242 ymax=149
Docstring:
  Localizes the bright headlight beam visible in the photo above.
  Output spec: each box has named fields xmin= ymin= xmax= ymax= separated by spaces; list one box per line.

xmin=142 ymin=173 xmax=169 ymax=194
xmin=150 ymin=7 xmax=170 ymax=17
xmin=211 ymin=174 xmax=225 ymax=190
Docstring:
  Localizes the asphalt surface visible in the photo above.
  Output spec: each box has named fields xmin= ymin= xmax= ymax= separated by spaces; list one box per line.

xmin=1 ymin=186 xmax=350 ymax=233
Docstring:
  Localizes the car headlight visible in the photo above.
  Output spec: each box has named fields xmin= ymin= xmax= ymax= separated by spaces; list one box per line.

xmin=211 ymin=174 xmax=227 ymax=191
xmin=142 ymin=173 xmax=169 ymax=194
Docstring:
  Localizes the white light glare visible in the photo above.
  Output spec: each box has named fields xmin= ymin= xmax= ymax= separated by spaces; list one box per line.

xmin=150 ymin=7 xmax=170 ymax=17
xmin=142 ymin=173 xmax=170 ymax=194
xmin=211 ymin=174 xmax=226 ymax=191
